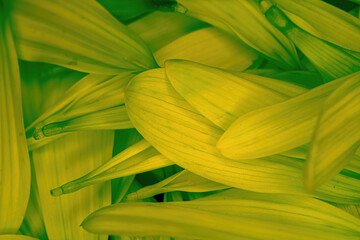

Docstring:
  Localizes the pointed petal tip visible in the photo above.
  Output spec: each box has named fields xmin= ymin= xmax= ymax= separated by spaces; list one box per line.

xmin=216 ymin=132 xmax=236 ymax=159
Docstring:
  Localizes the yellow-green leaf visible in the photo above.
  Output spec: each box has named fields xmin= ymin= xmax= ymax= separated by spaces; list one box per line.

xmin=82 ymin=189 xmax=360 ymax=240
xmin=305 ymin=72 xmax=360 ymax=191
xmin=217 ymin=72 xmax=360 ymax=160
xmin=155 ymin=27 xmax=258 ymax=71
xmin=11 ymin=0 xmax=156 ymax=74
xmin=0 ymin=4 xmax=31 ymax=233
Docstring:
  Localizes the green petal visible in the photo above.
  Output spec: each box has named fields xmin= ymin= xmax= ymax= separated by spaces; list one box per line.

xmin=305 ymin=72 xmax=360 ymax=190
xmin=165 ymin=60 xmax=302 ymax=130
xmin=31 ymin=131 xmax=113 ymax=240
xmin=125 ymin=68 xmax=360 ymax=203
xmin=0 ymin=5 xmax=31 ymax=233
xmin=217 ymin=72 xmax=360 ymax=159
xmin=263 ymin=4 xmax=360 ymax=81
xmin=270 ymin=0 xmax=360 ymax=52
xmin=125 ymin=170 xmax=228 ymax=201
xmin=82 ymin=189 xmax=360 ymax=240
xmin=155 ymin=27 xmax=258 ymax=71
xmin=50 ymin=140 xmax=173 ymax=196
xmin=176 ymin=0 xmax=300 ymax=68
xmin=128 ymin=11 xmax=207 ymax=51
xmin=11 ymin=0 xmax=156 ymax=74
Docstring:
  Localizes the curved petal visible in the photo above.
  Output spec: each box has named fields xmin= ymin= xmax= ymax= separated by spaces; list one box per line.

xmin=11 ymin=0 xmax=156 ymax=74
xmin=125 ymin=68 xmax=360 ymax=203
xmin=305 ymin=73 xmax=360 ymax=190
xmin=0 ymin=5 xmax=30 ymax=233
xmin=82 ymin=189 xmax=360 ymax=240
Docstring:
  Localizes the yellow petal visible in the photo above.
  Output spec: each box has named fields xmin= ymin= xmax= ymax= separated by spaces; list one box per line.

xmin=165 ymin=60 xmax=299 ymax=130
xmin=11 ymin=0 xmax=156 ymax=74
xmin=305 ymin=72 xmax=360 ymax=190
xmin=0 ymin=235 xmax=39 ymax=240
xmin=31 ymin=131 xmax=113 ymax=240
xmin=217 ymin=72 xmax=360 ymax=159
xmin=271 ymin=0 xmax=360 ymax=52
xmin=0 ymin=5 xmax=30 ymax=233
xmin=82 ymin=189 xmax=360 ymax=240
xmin=19 ymin=162 xmax=47 ymax=240
xmin=27 ymin=73 xmax=134 ymax=140
xmin=263 ymin=4 xmax=360 ymax=81
xmin=125 ymin=68 xmax=360 ymax=203
xmin=176 ymin=0 xmax=300 ymax=68
xmin=50 ymin=140 xmax=172 ymax=196
xmin=128 ymin=11 xmax=207 ymax=51
xmin=155 ymin=27 xmax=258 ymax=71
xmin=246 ymin=69 xmax=323 ymax=88
xmin=125 ymin=170 xmax=228 ymax=201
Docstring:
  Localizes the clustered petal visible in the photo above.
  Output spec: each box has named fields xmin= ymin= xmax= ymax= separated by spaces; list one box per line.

xmin=1 ymin=0 xmax=360 ymax=239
